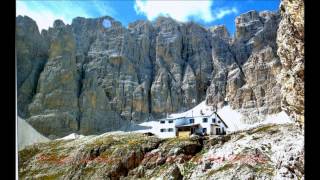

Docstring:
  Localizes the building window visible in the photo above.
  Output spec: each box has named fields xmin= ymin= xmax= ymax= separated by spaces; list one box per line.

xmin=168 ymin=128 xmax=174 ymax=132
xmin=202 ymin=118 xmax=208 ymax=123
xmin=189 ymin=119 xmax=194 ymax=123
xmin=218 ymin=120 xmax=221 ymax=123
xmin=160 ymin=120 xmax=165 ymax=124
xmin=203 ymin=128 xmax=207 ymax=133
xmin=212 ymin=118 xmax=216 ymax=123
xmin=160 ymin=128 xmax=166 ymax=132
xmin=168 ymin=120 xmax=173 ymax=123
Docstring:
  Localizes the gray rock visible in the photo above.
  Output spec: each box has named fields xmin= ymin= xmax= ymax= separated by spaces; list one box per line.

xmin=277 ymin=0 xmax=304 ymax=125
xmin=207 ymin=10 xmax=282 ymax=122
xmin=16 ymin=16 xmax=48 ymax=118
xmin=27 ymin=24 xmax=80 ymax=137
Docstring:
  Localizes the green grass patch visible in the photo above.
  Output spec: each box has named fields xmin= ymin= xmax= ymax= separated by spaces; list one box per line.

xmin=207 ymin=163 xmax=234 ymax=176
xmin=19 ymin=146 xmax=40 ymax=166
xmin=248 ymin=125 xmax=275 ymax=135
xmin=41 ymin=171 xmax=64 ymax=180
xmin=236 ymin=134 xmax=246 ymax=141
xmin=183 ymin=161 xmax=197 ymax=176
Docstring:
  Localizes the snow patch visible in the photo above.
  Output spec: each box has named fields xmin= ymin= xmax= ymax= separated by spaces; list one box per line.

xmin=17 ymin=116 xmax=49 ymax=150
xmin=133 ymin=121 xmax=161 ymax=135
xmin=216 ymin=105 xmax=247 ymax=132
xmin=217 ymin=105 xmax=293 ymax=132
xmin=58 ymin=133 xmax=85 ymax=140
xmin=168 ymin=101 xmax=214 ymax=118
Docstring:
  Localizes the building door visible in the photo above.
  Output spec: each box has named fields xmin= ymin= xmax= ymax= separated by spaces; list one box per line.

xmin=216 ymin=128 xmax=221 ymax=135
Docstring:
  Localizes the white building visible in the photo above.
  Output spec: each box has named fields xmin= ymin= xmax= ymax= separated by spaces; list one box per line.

xmin=157 ymin=112 xmax=228 ymax=138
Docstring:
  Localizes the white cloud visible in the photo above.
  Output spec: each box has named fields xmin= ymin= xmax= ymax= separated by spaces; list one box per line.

xmin=16 ymin=1 xmax=116 ymax=32
xmin=213 ymin=7 xmax=238 ymax=20
xmin=16 ymin=1 xmax=70 ymax=31
xmin=134 ymin=0 xmax=238 ymax=23
xmin=134 ymin=0 xmax=214 ymax=22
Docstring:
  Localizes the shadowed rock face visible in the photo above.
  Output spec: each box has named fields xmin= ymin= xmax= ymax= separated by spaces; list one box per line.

xmin=27 ymin=21 xmax=80 ymax=138
xmin=16 ymin=7 xmax=298 ymax=136
xmin=16 ymin=16 xmax=49 ymax=118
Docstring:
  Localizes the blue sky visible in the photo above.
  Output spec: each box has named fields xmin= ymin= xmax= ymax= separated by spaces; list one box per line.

xmin=16 ymin=0 xmax=280 ymax=35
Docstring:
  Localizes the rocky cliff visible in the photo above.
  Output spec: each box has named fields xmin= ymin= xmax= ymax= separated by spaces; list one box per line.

xmin=206 ymin=10 xmax=282 ymax=124
xmin=16 ymin=2 xmax=303 ymax=137
xmin=277 ymin=0 xmax=304 ymax=125
xmin=16 ymin=16 xmax=48 ymax=118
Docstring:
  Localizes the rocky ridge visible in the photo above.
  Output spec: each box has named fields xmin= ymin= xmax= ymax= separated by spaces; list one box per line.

xmin=19 ymin=123 xmax=304 ymax=179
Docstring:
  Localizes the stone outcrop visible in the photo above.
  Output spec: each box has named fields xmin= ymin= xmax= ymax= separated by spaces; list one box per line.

xmin=19 ymin=124 xmax=304 ymax=179
xmin=276 ymin=0 xmax=304 ymax=125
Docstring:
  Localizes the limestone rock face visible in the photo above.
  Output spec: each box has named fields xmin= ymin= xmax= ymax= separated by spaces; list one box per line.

xmin=232 ymin=10 xmax=280 ymax=66
xmin=18 ymin=16 xmax=214 ymax=136
xmin=206 ymin=11 xmax=282 ymax=122
xmin=232 ymin=11 xmax=281 ymax=118
xmin=151 ymin=18 xmax=213 ymax=117
xmin=27 ymin=22 xmax=80 ymax=138
xmin=206 ymin=25 xmax=234 ymax=108
xmin=227 ymin=47 xmax=282 ymax=123
xmin=128 ymin=20 xmax=155 ymax=121
xmin=277 ymin=0 xmax=304 ymax=124
xmin=77 ymin=16 xmax=138 ymax=134
xmin=16 ymin=16 xmax=48 ymax=118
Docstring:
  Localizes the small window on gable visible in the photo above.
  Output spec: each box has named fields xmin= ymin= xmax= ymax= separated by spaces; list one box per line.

xmin=203 ymin=118 xmax=208 ymax=123
xmin=218 ymin=120 xmax=221 ymax=123
xmin=160 ymin=120 xmax=165 ymax=124
xmin=189 ymin=119 xmax=194 ymax=123
xmin=168 ymin=120 xmax=173 ymax=123
xmin=212 ymin=118 xmax=216 ymax=123
xmin=168 ymin=128 xmax=174 ymax=132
